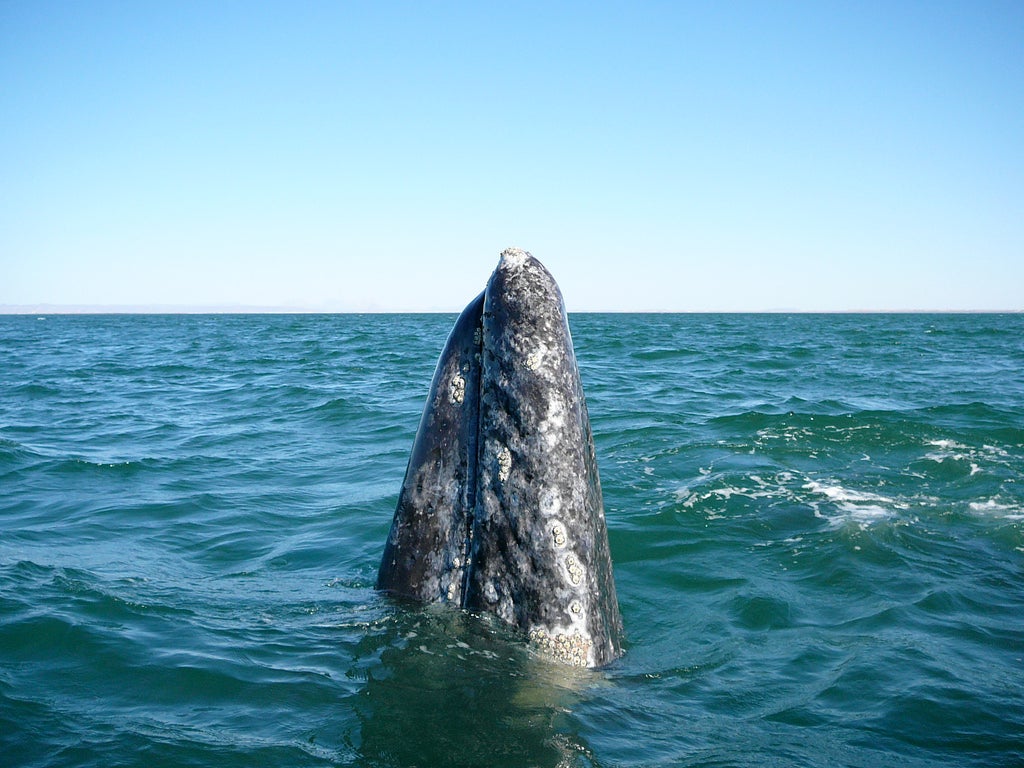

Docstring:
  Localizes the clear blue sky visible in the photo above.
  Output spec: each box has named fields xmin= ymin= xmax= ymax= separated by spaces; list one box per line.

xmin=2 ymin=1 xmax=1022 ymax=311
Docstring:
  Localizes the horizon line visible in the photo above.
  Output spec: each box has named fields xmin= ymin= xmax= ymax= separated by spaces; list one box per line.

xmin=1 ymin=304 xmax=1021 ymax=316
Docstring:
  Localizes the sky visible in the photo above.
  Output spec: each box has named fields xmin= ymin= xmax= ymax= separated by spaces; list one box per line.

xmin=2 ymin=1 xmax=1022 ymax=312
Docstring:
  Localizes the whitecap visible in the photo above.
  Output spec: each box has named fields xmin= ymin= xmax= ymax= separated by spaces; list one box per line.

xmin=804 ymin=479 xmax=905 ymax=528
xmin=968 ymin=498 xmax=1024 ymax=520
xmin=923 ymin=440 xmax=1013 ymax=476
xmin=926 ymin=439 xmax=962 ymax=450
xmin=804 ymin=480 xmax=894 ymax=506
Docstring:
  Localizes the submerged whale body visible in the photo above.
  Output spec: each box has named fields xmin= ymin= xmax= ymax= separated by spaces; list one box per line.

xmin=377 ymin=248 xmax=623 ymax=667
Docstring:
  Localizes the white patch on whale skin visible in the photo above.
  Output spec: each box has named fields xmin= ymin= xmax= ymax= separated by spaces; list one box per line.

xmin=539 ymin=394 xmax=567 ymax=448
xmin=539 ymin=490 xmax=562 ymax=518
xmin=525 ymin=341 xmax=548 ymax=372
xmin=527 ymin=552 xmax=595 ymax=665
xmin=499 ymin=247 xmax=530 ymax=270
xmin=484 ymin=581 xmax=498 ymax=602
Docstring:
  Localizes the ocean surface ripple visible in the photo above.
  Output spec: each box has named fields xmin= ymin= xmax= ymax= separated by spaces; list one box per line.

xmin=2 ymin=313 xmax=1022 ymax=767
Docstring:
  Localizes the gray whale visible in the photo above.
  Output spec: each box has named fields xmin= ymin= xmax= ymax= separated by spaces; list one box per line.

xmin=377 ymin=248 xmax=623 ymax=667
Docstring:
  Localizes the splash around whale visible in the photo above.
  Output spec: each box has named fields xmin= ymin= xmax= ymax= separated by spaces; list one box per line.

xmin=377 ymin=248 xmax=623 ymax=667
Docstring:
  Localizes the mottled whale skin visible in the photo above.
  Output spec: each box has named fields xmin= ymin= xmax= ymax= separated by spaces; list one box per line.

xmin=377 ymin=248 xmax=623 ymax=667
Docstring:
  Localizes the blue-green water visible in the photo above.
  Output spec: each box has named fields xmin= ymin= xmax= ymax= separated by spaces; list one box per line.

xmin=1 ymin=313 xmax=1022 ymax=767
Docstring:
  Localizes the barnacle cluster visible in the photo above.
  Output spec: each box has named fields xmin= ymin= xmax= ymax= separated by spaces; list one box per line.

xmin=449 ymin=373 xmax=466 ymax=404
xmin=497 ymin=446 xmax=512 ymax=482
xmin=564 ymin=553 xmax=583 ymax=585
xmin=528 ymin=627 xmax=592 ymax=668
xmin=551 ymin=522 xmax=567 ymax=548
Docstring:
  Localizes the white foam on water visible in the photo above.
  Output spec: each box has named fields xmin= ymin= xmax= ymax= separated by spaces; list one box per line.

xmin=968 ymin=498 xmax=1024 ymax=520
xmin=926 ymin=439 xmax=962 ymax=450
xmin=924 ymin=440 xmax=970 ymax=464
xmin=923 ymin=440 xmax=1012 ymax=476
xmin=982 ymin=444 xmax=1011 ymax=459
xmin=674 ymin=472 xmax=800 ymax=518
xmin=804 ymin=479 xmax=906 ymax=528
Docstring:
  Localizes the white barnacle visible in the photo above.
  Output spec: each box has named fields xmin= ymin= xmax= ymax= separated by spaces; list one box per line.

xmin=564 ymin=553 xmax=584 ymax=586
xmin=526 ymin=351 xmax=540 ymax=371
xmin=551 ymin=522 xmax=567 ymax=548
xmin=529 ymin=624 xmax=593 ymax=667
xmin=570 ymin=599 xmax=583 ymax=615
xmin=449 ymin=373 xmax=466 ymax=404
xmin=497 ymin=446 xmax=512 ymax=482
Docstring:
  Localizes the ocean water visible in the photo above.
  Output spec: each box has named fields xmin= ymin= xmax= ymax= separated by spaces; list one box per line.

xmin=1 ymin=312 xmax=1022 ymax=768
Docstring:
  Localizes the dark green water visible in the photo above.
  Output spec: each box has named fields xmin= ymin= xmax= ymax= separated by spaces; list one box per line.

xmin=1 ymin=313 xmax=1022 ymax=767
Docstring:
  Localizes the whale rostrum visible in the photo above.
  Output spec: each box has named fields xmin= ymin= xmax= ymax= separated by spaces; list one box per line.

xmin=377 ymin=248 xmax=623 ymax=667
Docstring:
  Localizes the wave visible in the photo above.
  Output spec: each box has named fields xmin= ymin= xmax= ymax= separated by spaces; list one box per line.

xmin=3 ymin=312 xmax=1023 ymax=767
